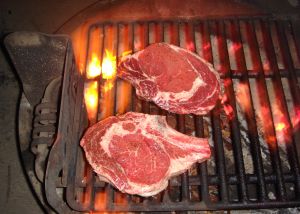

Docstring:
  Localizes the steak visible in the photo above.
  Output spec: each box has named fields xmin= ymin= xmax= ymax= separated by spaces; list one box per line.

xmin=80 ymin=112 xmax=211 ymax=196
xmin=118 ymin=43 xmax=220 ymax=115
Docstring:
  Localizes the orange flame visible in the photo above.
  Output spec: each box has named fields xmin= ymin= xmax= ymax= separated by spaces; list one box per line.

xmin=221 ymin=93 xmax=234 ymax=120
xmin=121 ymin=50 xmax=132 ymax=57
xmin=102 ymin=50 xmax=116 ymax=79
xmin=84 ymin=81 xmax=98 ymax=122
xmin=116 ymin=81 xmax=132 ymax=114
xmin=275 ymin=122 xmax=286 ymax=132
xmin=94 ymin=189 xmax=107 ymax=211
xmin=272 ymin=104 xmax=290 ymax=143
xmin=87 ymin=53 xmax=101 ymax=79
xmin=236 ymin=82 xmax=251 ymax=113
xmin=120 ymin=50 xmax=132 ymax=61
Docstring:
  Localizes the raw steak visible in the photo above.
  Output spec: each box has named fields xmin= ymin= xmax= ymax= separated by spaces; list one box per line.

xmin=80 ymin=112 xmax=210 ymax=196
xmin=118 ymin=43 xmax=220 ymax=115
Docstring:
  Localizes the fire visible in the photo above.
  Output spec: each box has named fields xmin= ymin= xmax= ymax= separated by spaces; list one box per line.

xmin=87 ymin=49 xmax=129 ymax=80
xmin=102 ymin=50 xmax=117 ymax=79
xmin=103 ymin=81 xmax=114 ymax=92
xmin=84 ymin=81 xmax=98 ymax=122
xmin=87 ymin=53 xmax=101 ymax=79
xmin=236 ymin=82 xmax=251 ymax=113
xmin=275 ymin=122 xmax=286 ymax=132
xmin=271 ymin=104 xmax=290 ymax=143
xmin=221 ymin=93 xmax=234 ymax=120
xmin=121 ymin=50 xmax=132 ymax=57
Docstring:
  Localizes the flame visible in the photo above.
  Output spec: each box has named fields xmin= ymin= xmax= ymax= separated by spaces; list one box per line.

xmin=87 ymin=53 xmax=101 ymax=79
xmin=87 ymin=49 xmax=132 ymax=80
xmin=84 ymin=81 xmax=98 ymax=122
xmin=236 ymin=82 xmax=251 ymax=113
xmin=116 ymin=81 xmax=132 ymax=114
xmin=102 ymin=50 xmax=116 ymax=79
xmin=94 ymin=189 xmax=107 ymax=211
xmin=221 ymin=93 xmax=234 ymax=120
xmin=103 ymin=81 xmax=113 ymax=92
xmin=101 ymin=80 xmax=115 ymax=119
xmin=275 ymin=122 xmax=286 ymax=132
xmin=121 ymin=50 xmax=132 ymax=57
xmin=271 ymin=104 xmax=290 ymax=143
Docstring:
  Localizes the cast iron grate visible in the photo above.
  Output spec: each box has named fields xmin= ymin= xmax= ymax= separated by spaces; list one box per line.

xmin=46 ymin=16 xmax=300 ymax=212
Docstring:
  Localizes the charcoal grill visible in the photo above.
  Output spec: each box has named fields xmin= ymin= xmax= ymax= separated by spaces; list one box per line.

xmin=42 ymin=16 xmax=300 ymax=212
xmin=8 ymin=15 xmax=300 ymax=213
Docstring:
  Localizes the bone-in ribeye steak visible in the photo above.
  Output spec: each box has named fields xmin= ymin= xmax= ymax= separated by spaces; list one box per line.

xmin=118 ymin=43 xmax=220 ymax=115
xmin=80 ymin=112 xmax=211 ymax=196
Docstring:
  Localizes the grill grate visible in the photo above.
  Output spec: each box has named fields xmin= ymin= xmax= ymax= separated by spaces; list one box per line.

xmin=46 ymin=17 xmax=300 ymax=212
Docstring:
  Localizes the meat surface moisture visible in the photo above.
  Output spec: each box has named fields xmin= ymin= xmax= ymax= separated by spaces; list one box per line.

xmin=80 ymin=112 xmax=211 ymax=196
xmin=118 ymin=43 xmax=220 ymax=115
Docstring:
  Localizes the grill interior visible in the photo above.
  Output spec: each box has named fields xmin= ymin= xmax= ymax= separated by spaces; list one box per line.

xmin=46 ymin=16 xmax=300 ymax=212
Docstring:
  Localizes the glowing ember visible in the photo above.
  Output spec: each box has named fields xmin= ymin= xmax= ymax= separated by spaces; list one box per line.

xmin=84 ymin=81 xmax=98 ymax=122
xmin=275 ymin=122 xmax=286 ymax=132
xmin=271 ymin=104 xmax=290 ymax=143
xmin=186 ymin=41 xmax=195 ymax=52
xmin=102 ymin=50 xmax=116 ymax=79
xmin=221 ymin=94 xmax=234 ymax=120
xmin=231 ymin=42 xmax=242 ymax=52
xmin=87 ymin=53 xmax=101 ymax=79
xmin=236 ymin=82 xmax=251 ymax=113
xmin=223 ymin=104 xmax=234 ymax=120
xmin=292 ymin=107 xmax=300 ymax=128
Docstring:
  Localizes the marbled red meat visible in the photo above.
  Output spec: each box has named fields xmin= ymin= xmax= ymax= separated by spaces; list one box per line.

xmin=80 ymin=112 xmax=211 ymax=196
xmin=118 ymin=43 xmax=220 ymax=115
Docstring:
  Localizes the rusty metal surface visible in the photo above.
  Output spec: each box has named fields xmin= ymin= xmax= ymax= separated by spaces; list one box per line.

xmin=4 ymin=32 xmax=68 ymax=106
xmin=44 ymin=42 xmax=88 ymax=213
xmin=4 ymin=32 xmax=72 ymax=213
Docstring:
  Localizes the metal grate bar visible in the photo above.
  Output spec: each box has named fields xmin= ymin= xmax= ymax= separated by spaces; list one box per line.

xmin=289 ymin=21 xmax=300 ymax=67
xmin=130 ymin=23 xmax=136 ymax=113
xmin=192 ymin=22 xmax=210 ymax=204
xmin=173 ymin=22 xmax=190 ymax=202
xmin=252 ymin=20 xmax=287 ymax=200
xmin=276 ymin=21 xmax=300 ymax=198
xmin=126 ymin=23 xmax=135 ymax=206
xmin=218 ymin=20 xmax=249 ymax=202
xmin=113 ymin=24 xmax=120 ymax=116
xmin=206 ymin=20 xmax=229 ymax=202
xmin=181 ymin=21 xmax=200 ymax=202
xmin=235 ymin=20 xmax=268 ymax=201
xmin=277 ymin=21 xmax=300 ymax=104
xmin=70 ymin=171 xmax=298 ymax=188
xmin=263 ymin=19 xmax=300 ymax=199
xmin=85 ymin=25 xmax=102 ymax=211
xmin=140 ymin=23 xmax=151 ymax=114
